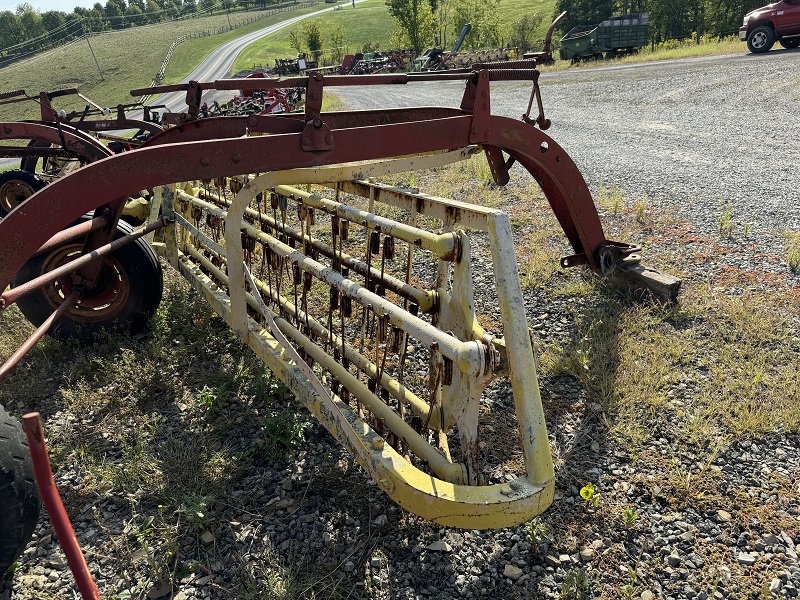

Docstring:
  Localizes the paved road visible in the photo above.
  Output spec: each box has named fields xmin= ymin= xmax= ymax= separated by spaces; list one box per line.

xmin=332 ymin=50 xmax=800 ymax=235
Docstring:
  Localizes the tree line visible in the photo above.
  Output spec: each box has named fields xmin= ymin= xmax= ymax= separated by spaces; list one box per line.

xmin=387 ymin=0 xmax=768 ymax=56
xmin=386 ymin=0 xmax=546 ymax=54
xmin=554 ymin=0 xmax=766 ymax=43
xmin=0 ymin=0 xmax=286 ymax=56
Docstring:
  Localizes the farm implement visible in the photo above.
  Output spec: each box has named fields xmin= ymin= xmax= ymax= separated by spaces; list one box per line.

xmin=0 ymin=88 xmax=163 ymax=218
xmin=0 ymin=62 xmax=680 ymax=590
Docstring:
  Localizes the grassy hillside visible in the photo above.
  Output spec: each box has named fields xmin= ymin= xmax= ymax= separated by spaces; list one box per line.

xmin=233 ymin=0 xmax=558 ymax=72
xmin=0 ymin=4 xmax=322 ymax=123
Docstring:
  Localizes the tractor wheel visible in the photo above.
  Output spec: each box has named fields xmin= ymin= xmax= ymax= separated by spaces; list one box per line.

xmin=0 ymin=403 xmax=41 ymax=578
xmin=779 ymin=37 xmax=800 ymax=49
xmin=0 ymin=170 xmax=46 ymax=217
xmin=747 ymin=26 xmax=775 ymax=53
xmin=12 ymin=216 xmax=164 ymax=342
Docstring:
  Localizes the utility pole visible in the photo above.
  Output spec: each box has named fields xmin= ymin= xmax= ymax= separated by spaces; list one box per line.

xmin=82 ymin=22 xmax=104 ymax=80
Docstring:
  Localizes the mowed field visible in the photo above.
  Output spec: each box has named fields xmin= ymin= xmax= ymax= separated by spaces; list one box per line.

xmin=231 ymin=0 xmax=558 ymax=73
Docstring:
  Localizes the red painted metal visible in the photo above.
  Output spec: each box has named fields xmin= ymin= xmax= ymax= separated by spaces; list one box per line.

xmin=22 ymin=412 xmax=101 ymax=600
xmin=0 ymin=291 xmax=80 ymax=382
xmin=1 ymin=68 xmax=636 ymax=293
xmin=33 ymin=214 xmax=112 ymax=257
xmin=1 ymin=218 xmax=165 ymax=310
xmin=0 ymin=121 xmax=112 ymax=164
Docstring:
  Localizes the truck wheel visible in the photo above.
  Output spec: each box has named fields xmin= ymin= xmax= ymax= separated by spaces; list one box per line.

xmin=0 ymin=170 xmax=46 ymax=217
xmin=0 ymin=404 xmax=41 ymax=577
xmin=747 ymin=26 xmax=775 ymax=53
xmin=779 ymin=37 xmax=800 ymax=49
xmin=11 ymin=216 xmax=164 ymax=342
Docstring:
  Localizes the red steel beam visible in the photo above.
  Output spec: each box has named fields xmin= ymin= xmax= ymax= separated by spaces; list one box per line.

xmin=0 ymin=121 xmax=111 ymax=163
xmin=22 ymin=412 xmax=101 ymax=600
xmin=0 ymin=291 xmax=80 ymax=382
xmin=0 ymin=108 xmax=616 ymax=290
xmin=1 ymin=218 xmax=164 ymax=310
xmin=33 ymin=214 xmax=112 ymax=257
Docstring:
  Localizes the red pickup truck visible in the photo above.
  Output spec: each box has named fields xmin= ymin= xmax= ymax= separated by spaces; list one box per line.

xmin=740 ymin=0 xmax=800 ymax=53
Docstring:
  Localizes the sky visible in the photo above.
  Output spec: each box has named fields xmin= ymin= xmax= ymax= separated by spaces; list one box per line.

xmin=0 ymin=0 xmax=98 ymax=12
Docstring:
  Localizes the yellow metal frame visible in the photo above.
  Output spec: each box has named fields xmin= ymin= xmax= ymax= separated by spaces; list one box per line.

xmin=162 ymin=151 xmax=555 ymax=529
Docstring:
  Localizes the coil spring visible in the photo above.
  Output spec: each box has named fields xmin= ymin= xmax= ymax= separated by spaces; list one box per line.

xmin=473 ymin=60 xmax=538 ymax=70
xmin=0 ymin=89 xmax=25 ymax=100
xmin=487 ymin=69 xmax=540 ymax=82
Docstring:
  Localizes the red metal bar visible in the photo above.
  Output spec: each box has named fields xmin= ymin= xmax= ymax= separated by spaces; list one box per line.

xmin=0 ymin=122 xmax=111 ymax=164
xmin=0 ymin=218 xmax=164 ymax=310
xmin=0 ymin=291 xmax=80 ymax=382
xmin=33 ymin=215 xmax=112 ymax=257
xmin=22 ymin=412 xmax=101 ymax=600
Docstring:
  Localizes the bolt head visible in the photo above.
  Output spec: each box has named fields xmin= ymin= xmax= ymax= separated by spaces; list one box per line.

xmin=200 ymin=156 xmax=210 ymax=166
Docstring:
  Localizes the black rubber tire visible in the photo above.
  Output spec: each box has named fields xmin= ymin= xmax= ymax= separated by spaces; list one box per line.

xmin=11 ymin=216 xmax=164 ymax=342
xmin=779 ymin=37 xmax=800 ymax=49
xmin=0 ymin=170 xmax=46 ymax=217
xmin=0 ymin=404 xmax=40 ymax=578
xmin=747 ymin=25 xmax=775 ymax=53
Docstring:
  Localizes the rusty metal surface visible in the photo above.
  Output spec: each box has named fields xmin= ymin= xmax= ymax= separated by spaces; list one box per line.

xmin=22 ymin=412 xmax=101 ymax=599
xmin=0 ymin=121 xmax=112 ymax=164
xmin=0 ymin=65 xmax=674 ymax=528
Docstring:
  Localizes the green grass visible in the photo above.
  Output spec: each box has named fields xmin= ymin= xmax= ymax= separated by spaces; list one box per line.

xmin=233 ymin=0 xmax=558 ymax=72
xmin=164 ymin=2 xmax=333 ymax=83
xmin=543 ymin=35 xmax=743 ymax=73
xmin=0 ymin=5 xmax=321 ymax=123
xmin=233 ymin=0 xmax=395 ymax=72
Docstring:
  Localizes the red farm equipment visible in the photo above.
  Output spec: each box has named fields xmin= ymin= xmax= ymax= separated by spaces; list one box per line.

xmin=0 ymin=58 xmax=680 ymax=593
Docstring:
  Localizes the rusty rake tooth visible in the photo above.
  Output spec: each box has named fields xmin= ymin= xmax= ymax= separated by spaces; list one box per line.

xmin=383 ymin=237 xmax=395 ymax=260
xmin=270 ymin=192 xmax=279 ymax=211
xmin=330 ymin=288 xmax=339 ymax=310
xmin=303 ymin=272 xmax=312 ymax=293
xmin=370 ymin=230 xmax=380 ymax=255
xmin=442 ymin=356 xmax=453 ymax=386
xmin=308 ymin=208 xmax=315 ymax=226
xmin=292 ymin=263 xmax=301 ymax=286
xmin=331 ymin=215 xmax=339 ymax=239
xmin=340 ymin=219 xmax=349 ymax=240
xmin=341 ymin=295 xmax=352 ymax=317
xmin=378 ymin=315 xmax=387 ymax=343
xmin=390 ymin=326 xmax=402 ymax=353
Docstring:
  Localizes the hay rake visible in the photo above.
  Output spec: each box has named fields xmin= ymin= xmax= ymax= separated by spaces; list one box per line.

xmin=0 ymin=64 xmax=680 ymax=554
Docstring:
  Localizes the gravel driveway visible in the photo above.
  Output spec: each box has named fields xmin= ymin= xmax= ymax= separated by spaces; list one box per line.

xmin=333 ymin=50 xmax=800 ymax=235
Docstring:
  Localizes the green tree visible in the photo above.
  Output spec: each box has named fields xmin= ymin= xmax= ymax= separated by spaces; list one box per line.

xmin=145 ymin=0 xmax=161 ymax=23
xmin=302 ymin=19 xmax=323 ymax=60
xmin=449 ymin=0 xmax=501 ymax=49
xmin=200 ymin=0 xmax=216 ymax=14
xmin=104 ymin=0 xmax=125 ymax=28
xmin=554 ymin=0 xmax=613 ymax=32
xmin=17 ymin=4 xmax=45 ymax=43
xmin=328 ymin=24 xmax=345 ymax=64
xmin=386 ymin=0 xmax=436 ymax=54
xmin=289 ymin=29 xmax=304 ymax=54
xmin=0 ymin=11 xmax=22 ymax=49
xmin=508 ymin=13 xmax=543 ymax=51
xmin=125 ymin=4 xmax=146 ymax=25
xmin=40 ymin=10 xmax=65 ymax=33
